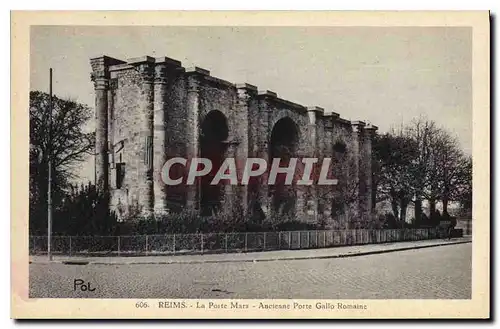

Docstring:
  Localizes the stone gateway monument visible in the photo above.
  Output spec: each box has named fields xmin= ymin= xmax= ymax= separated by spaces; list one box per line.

xmin=90 ymin=55 xmax=377 ymax=227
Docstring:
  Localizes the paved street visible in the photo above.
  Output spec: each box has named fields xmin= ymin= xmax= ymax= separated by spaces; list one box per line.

xmin=29 ymin=243 xmax=471 ymax=299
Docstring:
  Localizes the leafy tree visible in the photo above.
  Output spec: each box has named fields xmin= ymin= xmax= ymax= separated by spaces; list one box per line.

xmin=29 ymin=91 xmax=94 ymax=234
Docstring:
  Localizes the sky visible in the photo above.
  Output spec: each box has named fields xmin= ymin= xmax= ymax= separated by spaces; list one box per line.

xmin=30 ymin=26 xmax=472 ymax=183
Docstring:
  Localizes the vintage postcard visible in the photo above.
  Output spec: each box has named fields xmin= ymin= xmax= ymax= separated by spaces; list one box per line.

xmin=11 ymin=11 xmax=490 ymax=319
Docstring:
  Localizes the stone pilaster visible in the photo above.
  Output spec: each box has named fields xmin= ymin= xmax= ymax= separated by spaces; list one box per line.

xmin=185 ymin=67 xmax=209 ymax=214
xmin=351 ymin=120 xmax=365 ymax=225
xmin=129 ymin=56 xmax=155 ymax=217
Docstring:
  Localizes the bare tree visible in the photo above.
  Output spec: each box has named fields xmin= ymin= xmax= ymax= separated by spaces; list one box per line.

xmin=455 ymin=155 xmax=472 ymax=216
xmin=404 ymin=117 xmax=441 ymax=221
xmin=424 ymin=128 xmax=467 ymax=215
xmin=374 ymin=116 xmax=472 ymax=224
xmin=372 ymin=131 xmax=419 ymax=223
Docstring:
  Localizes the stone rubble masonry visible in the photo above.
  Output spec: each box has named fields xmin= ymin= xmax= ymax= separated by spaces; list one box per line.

xmin=90 ymin=55 xmax=378 ymax=226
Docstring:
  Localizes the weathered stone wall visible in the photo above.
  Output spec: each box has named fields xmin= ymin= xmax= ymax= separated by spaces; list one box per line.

xmin=108 ymin=66 xmax=144 ymax=217
xmin=90 ymin=54 xmax=377 ymax=226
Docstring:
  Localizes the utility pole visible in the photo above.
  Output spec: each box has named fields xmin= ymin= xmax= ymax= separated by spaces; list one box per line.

xmin=47 ymin=68 xmax=53 ymax=261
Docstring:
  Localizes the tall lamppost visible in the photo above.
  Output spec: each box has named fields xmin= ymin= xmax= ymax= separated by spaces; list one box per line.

xmin=47 ymin=68 xmax=53 ymax=261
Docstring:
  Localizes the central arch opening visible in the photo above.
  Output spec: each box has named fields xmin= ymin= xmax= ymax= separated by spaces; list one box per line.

xmin=269 ymin=117 xmax=299 ymax=217
xmin=200 ymin=110 xmax=229 ymax=216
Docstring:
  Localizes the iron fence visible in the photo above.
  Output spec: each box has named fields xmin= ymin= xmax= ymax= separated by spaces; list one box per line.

xmin=29 ymin=228 xmax=452 ymax=256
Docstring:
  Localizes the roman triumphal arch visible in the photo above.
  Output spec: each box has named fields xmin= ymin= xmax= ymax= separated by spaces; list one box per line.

xmin=90 ymin=54 xmax=377 ymax=227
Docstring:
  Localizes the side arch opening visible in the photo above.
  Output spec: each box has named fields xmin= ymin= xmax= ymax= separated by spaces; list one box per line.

xmin=200 ymin=110 xmax=229 ymax=216
xmin=269 ymin=117 xmax=300 ymax=217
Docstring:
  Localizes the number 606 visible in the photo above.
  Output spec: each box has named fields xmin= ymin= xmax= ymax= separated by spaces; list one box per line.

xmin=135 ymin=301 xmax=149 ymax=308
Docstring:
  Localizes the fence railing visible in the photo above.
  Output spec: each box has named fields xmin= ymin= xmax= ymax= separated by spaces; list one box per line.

xmin=29 ymin=228 xmax=453 ymax=256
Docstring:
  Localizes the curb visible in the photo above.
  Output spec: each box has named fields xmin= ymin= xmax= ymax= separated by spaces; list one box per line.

xmin=32 ymin=239 xmax=472 ymax=266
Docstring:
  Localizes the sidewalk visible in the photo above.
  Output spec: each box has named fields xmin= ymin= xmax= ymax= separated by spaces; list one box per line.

xmin=30 ymin=237 xmax=471 ymax=265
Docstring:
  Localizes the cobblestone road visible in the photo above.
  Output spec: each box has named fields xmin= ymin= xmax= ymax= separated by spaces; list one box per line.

xmin=29 ymin=243 xmax=471 ymax=299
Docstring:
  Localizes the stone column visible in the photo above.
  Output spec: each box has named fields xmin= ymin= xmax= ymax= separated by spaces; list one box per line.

xmin=130 ymin=56 xmax=155 ymax=217
xmin=90 ymin=55 xmax=126 ymax=217
xmin=222 ymin=142 xmax=237 ymax=214
xmin=295 ymin=167 xmax=307 ymax=221
xmin=321 ymin=112 xmax=340 ymax=224
xmin=185 ymin=67 xmax=208 ymax=214
xmin=235 ymin=83 xmax=257 ymax=217
xmin=90 ymin=59 xmax=110 ymax=192
xmin=107 ymin=79 xmax=117 ymax=189
xmin=152 ymin=58 xmax=183 ymax=217
xmin=256 ymin=90 xmax=276 ymax=218
xmin=93 ymin=77 xmax=109 ymax=191
xmin=363 ymin=124 xmax=378 ymax=216
xmin=297 ymin=106 xmax=324 ymax=223
xmin=153 ymin=64 xmax=168 ymax=216
xmin=351 ymin=121 xmax=365 ymax=226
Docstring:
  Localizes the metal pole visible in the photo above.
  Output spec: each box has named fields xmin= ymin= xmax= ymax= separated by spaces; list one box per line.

xmin=173 ymin=234 xmax=176 ymax=254
xmin=47 ymin=68 xmax=53 ymax=261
